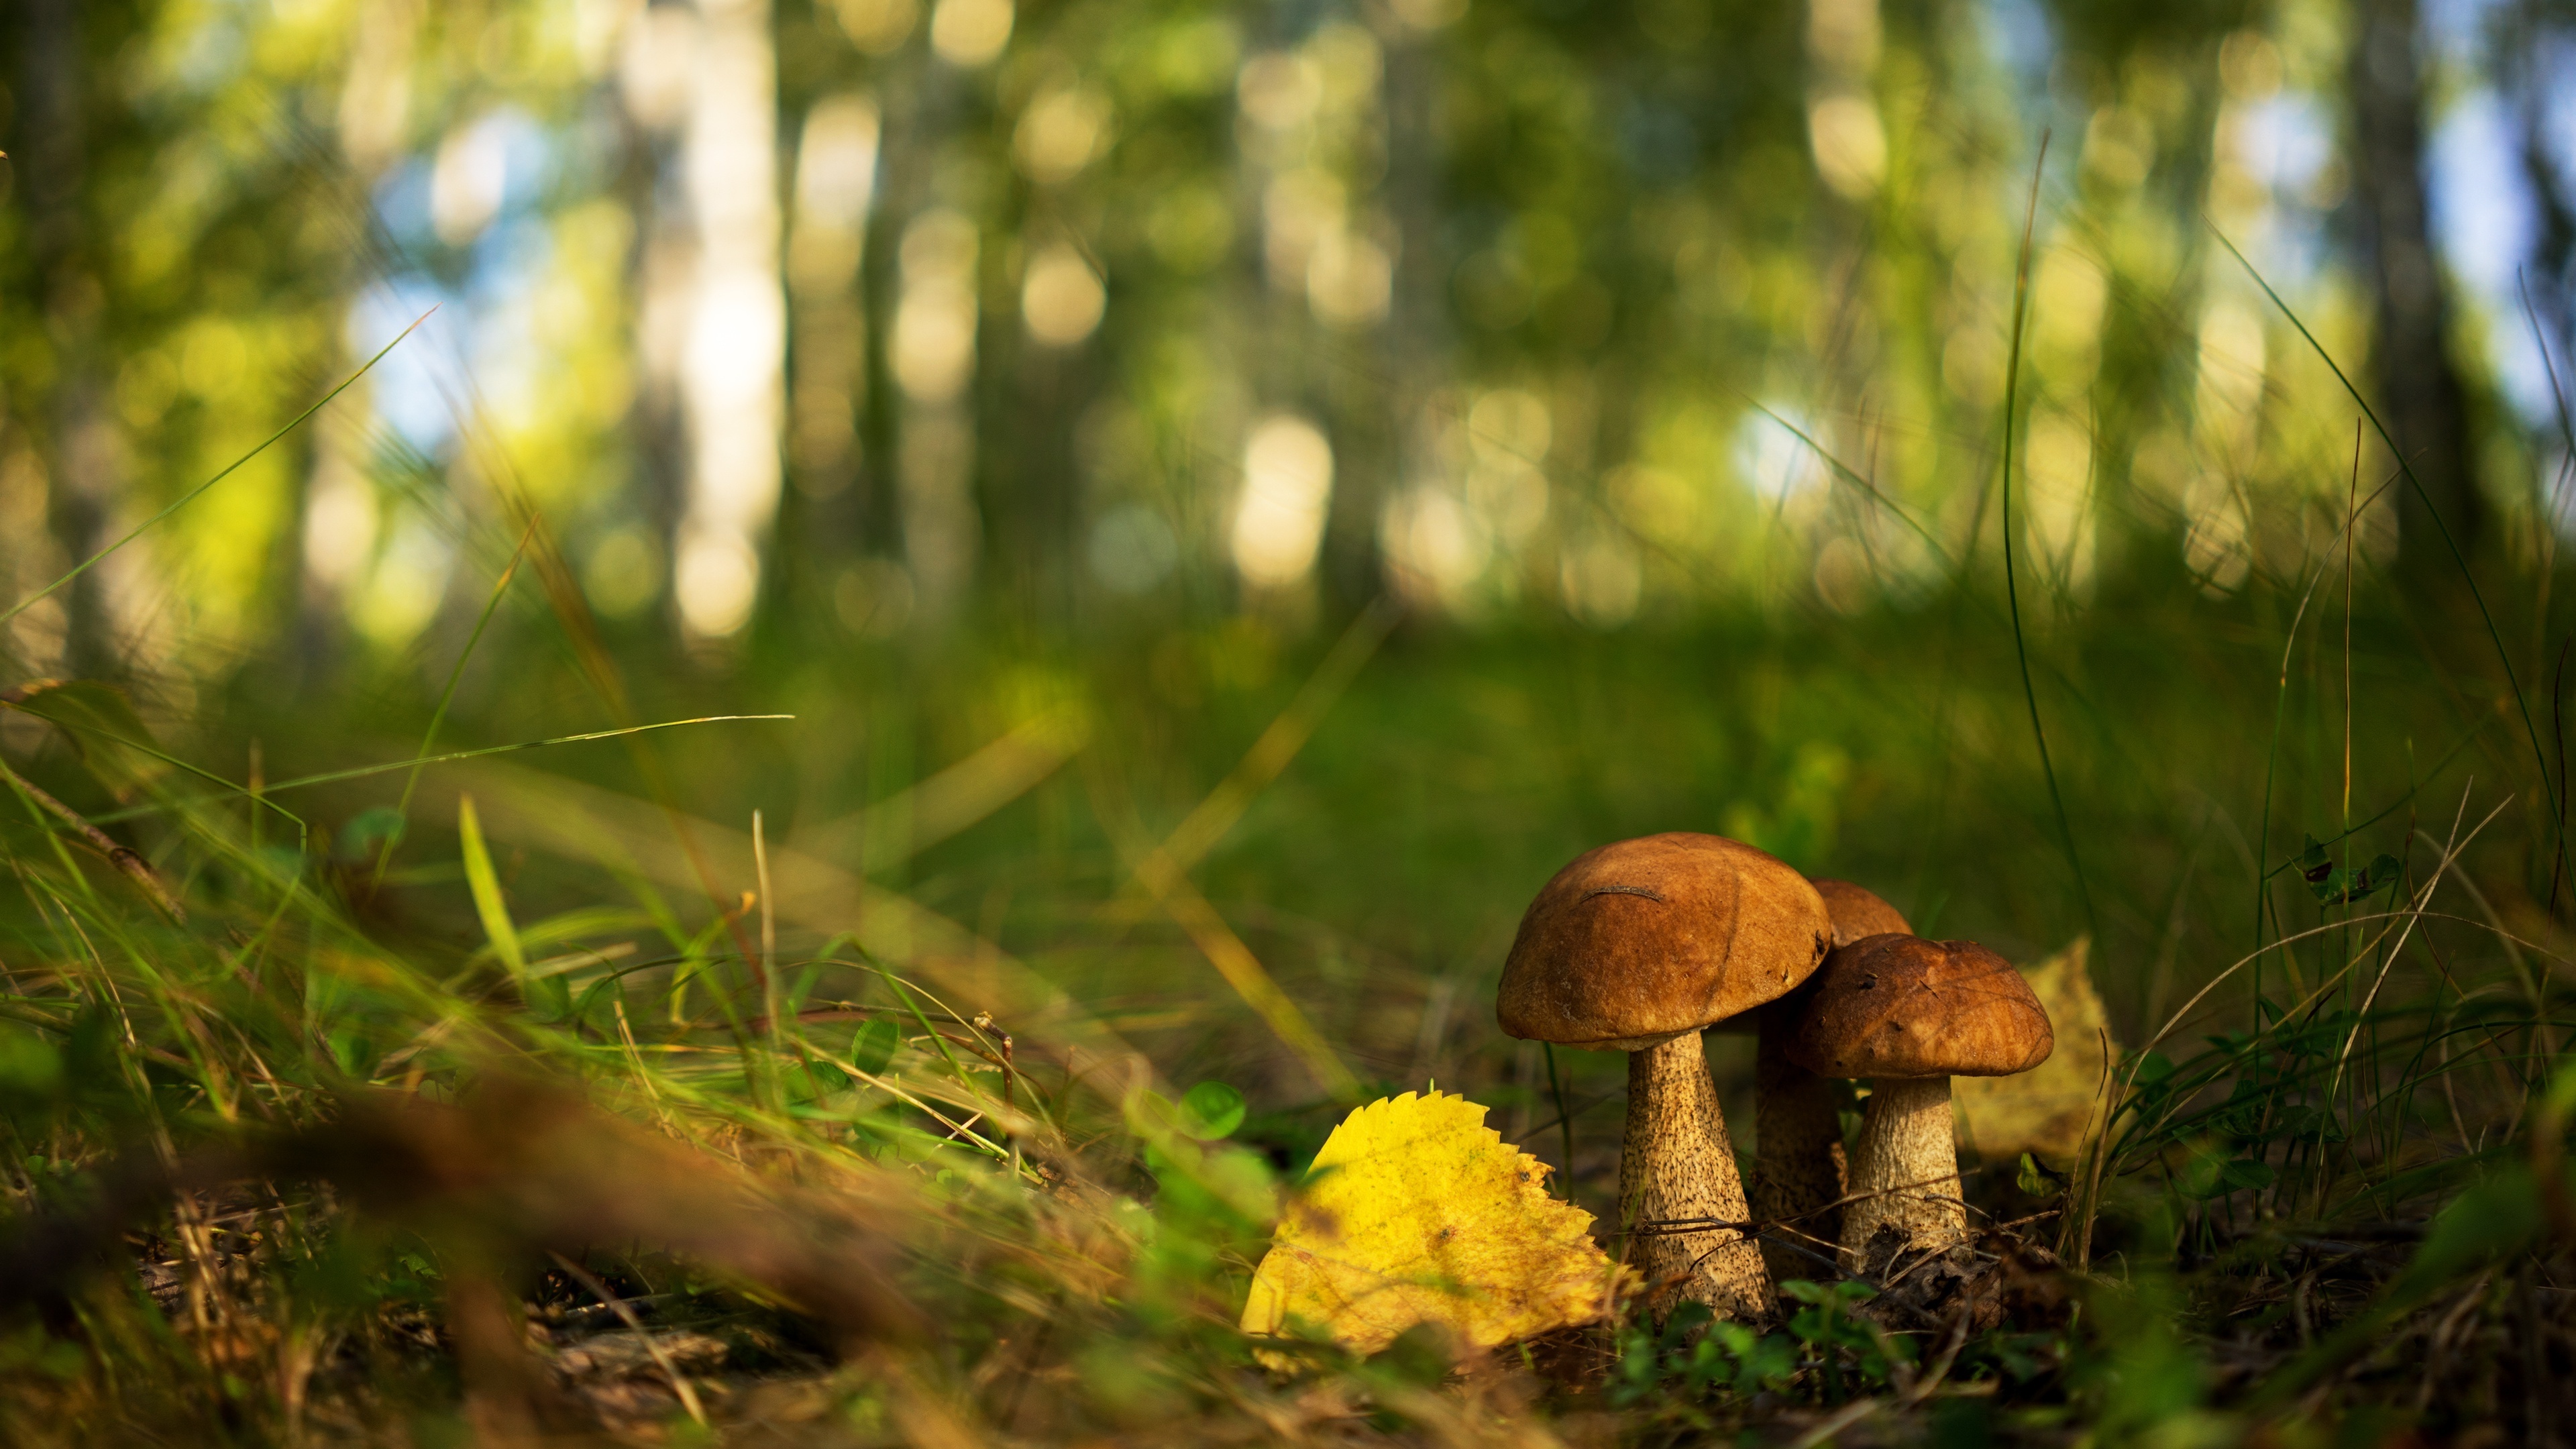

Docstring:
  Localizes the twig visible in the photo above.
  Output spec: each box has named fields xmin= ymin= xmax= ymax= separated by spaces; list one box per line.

xmin=1898 ymin=1307 xmax=1977 ymax=1408
xmin=2330 ymin=786 xmax=2497 ymax=1095
xmin=1786 ymin=1397 xmax=1882 ymax=1449
xmin=1629 ymin=1168 xmax=1986 ymax=1238
xmin=1748 ymin=1228 xmax=1864 ymax=1285
xmin=0 ymin=759 xmax=185 ymax=922
xmin=545 ymin=1250 xmax=707 ymax=1426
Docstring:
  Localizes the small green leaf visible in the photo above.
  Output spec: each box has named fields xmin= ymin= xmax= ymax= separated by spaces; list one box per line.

xmin=2017 ymin=1150 xmax=2065 ymax=1200
xmin=326 ymin=1028 xmax=378 ymax=1081
xmin=458 ymin=796 xmax=525 ymax=979
xmin=2297 ymin=835 xmax=2330 ymax=881
xmin=2363 ymin=853 xmax=2402 ymax=895
xmin=2218 ymin=1159 xmax=2275 ymax=1193
xmin=2182 ymin=1155 xmax=2275 ymax=1199
xmin=1178 ymin=1080 xmax=1246 ymax=1139
xmin=850 ymin=1018 xmax=900 ymax=1076
xmin=2130 ymin=1051 xmax=2175 ymax=1087
xmin=2394 ymin=1165 xmax=2543 ymax=1297
xmin=250 ymin=845 xmax=306 ymax=883
xmin=338 ymin=806 xmax=407 ymax=860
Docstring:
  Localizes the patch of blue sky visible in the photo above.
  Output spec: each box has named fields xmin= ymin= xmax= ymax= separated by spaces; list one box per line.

xmin=348 ymin=274 xmax=467 ymax=454
xmin=2421 ymin=0 xmax=2576 ymax=428
xmin=372 ymin=160 xmax=437 ymax=251
xmin=1980 ymin=0 xmax=2053 ymax=99
xmin=467 ymin=215 xmax=556 ymax=309
xmin=2430 ymin=87 xmax=2556 ymax=421
xmin=359 ymin=110 xmax=566 ymax=455
xmin=472 ymin=109 xmax=559 ymax=216
xmin=2236 ymin=92 xmax=2338 ymax=290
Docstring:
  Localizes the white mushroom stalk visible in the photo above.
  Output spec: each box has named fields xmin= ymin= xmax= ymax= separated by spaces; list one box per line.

xmin=1784 ymin=934 xmax=2053 ymax=1271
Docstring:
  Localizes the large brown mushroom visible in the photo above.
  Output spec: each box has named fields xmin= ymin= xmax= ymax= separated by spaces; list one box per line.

xmin=1786 ymin=934 xmax=2052 ymax=1270
xmin=1750 ymin=879 xmax=1913 ymax=1283
xmin=1498 ymin=833 xmax=1831 ymax=1320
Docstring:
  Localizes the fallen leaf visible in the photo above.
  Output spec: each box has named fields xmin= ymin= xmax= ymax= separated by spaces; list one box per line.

xmin=1240 ymin=1090 xmax=1627 ymax=1359
xmin=1955 ymin=938 xmax=2114 ymax=1165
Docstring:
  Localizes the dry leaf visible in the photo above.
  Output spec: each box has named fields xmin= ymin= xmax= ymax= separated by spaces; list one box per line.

xmin=1240 ymin=1091 xmax=1627 ymax=1358
xmin=1954 ymin=938 xmax=2114 ymax=1165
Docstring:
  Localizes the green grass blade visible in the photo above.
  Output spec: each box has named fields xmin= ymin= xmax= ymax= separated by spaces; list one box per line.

xmin=374 ymin=521 xmax=537 ymax=892
xmin=258 ymin=716 xmax=794 ymax=794
xmin=458 ymin=795 xmax=526 ymax=979
xmin=1997 ymin=134 xmax=2097 ymax=937
xmin=0 ymin=310 xmax=434 ymax=629
xmin=2214 ymin=227 xmax=2574 ymax=908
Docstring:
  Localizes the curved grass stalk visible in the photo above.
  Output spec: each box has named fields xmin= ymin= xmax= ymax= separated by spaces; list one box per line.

xmin=372 ymin=522 xmax=537 ymax=892
xmin=1994 ymin=134 xmax=2095 ymax=938
xmin=2215 ymin=228 xmax=2576 ymax=921
xmin=0 ymin=313 xmax=433 ymax=630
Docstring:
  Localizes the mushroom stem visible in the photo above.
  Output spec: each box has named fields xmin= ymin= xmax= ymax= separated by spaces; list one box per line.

xmin=1621 ymin=1033 xmax=1771 ymax=1321
xmin=1751 ymin=1012 xmax=1845 ymax=1285
xmin=1840 ymin=1075 xmax=1968 ymax=1271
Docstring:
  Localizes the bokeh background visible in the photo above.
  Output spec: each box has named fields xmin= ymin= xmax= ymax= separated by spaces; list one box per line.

xmin=3 ymin=0 xmax=2573 ymax=1150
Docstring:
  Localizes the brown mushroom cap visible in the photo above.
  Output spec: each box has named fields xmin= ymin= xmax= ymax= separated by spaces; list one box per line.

xmin=1810 ymin=878 xmax=1913 ymax=949
xmin=1497 ymin=833 xmax=1833 ymax=1050
xmin=1785 ymin=934 xmax=2053 ymax=1079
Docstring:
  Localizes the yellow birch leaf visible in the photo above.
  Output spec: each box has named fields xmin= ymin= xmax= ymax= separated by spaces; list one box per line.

xmin=1955 ymin=938 xmax=2115 ymax=1165
xmin=1240 ymin=1090 xmax=1629 ymax=1359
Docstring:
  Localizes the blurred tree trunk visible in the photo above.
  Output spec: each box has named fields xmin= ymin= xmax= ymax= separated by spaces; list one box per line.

xmin=19 ymin=0 xmax=117 ymax=676
xmin=2348 ymin=0 xmax=2481 ymax=582
xmin=1360 ymin=28 xmax=1438 ymax=610
xmin=675 ymin=0 xmax=786 ymax=641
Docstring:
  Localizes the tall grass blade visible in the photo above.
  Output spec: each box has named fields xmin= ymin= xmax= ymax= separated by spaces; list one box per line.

xmin=1996 ymin=135 xmax=2096 ymax=936
xmin=374 ymin=521 xmax=537 ymax=891
xmin=458 ymin=796 xmax=526 ymax=979
xmin=260 ymin=716 xmax=794 ymax=794
xmin=1 ymin=310 xmax=434 ymax=628
xmin=2214 ymin=227 xmax=2573 ymax=902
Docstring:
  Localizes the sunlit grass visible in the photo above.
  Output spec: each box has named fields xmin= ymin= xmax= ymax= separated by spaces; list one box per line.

xmin=2 ymin=182 xmax=2575 ymax=1449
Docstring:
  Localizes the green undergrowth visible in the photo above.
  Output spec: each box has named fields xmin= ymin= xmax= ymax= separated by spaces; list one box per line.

xmin=3 ymin=258 xmax=2575 ymax=1442
xmin=1 ymin=552 xmax=2573 ymax=1446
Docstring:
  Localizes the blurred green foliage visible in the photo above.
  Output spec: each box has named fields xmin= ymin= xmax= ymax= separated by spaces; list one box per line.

xmin=3 ymin=0 xmax=2576 ymax=1442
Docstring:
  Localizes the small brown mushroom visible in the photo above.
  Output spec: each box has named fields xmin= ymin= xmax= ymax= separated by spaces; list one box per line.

xmin=1750 ymin=879 xmax=1913 ymax=1283
xmin=1811 ymin=880 xmax=1912 ymax=945
xmin=1498 ymin=833 xmax=1831 ymax=1321
xmin=1786 ymin=934 xmax=2052 ymax=1270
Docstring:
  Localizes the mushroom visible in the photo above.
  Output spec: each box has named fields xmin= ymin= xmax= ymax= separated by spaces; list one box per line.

xmin=1786 ymin=934 xmax=2052 ymax=1270
xmin=1750 ymin=879 xmax=1913 ymax=1283
xmin=1811 ymin=879 xmax=1913 ymax=945
xmin=1497 ymin=833 xmax=1831 ymax=1320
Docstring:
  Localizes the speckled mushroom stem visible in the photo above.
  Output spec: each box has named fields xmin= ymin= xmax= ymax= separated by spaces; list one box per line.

xmin=1622 ymin=1034 xmax=1772 ymax=1322
xmin=1840 ymin=1075 xmax=1970 ymax=1271
xmin=1751 ymin=1013 xmax=1845 ymax=1285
